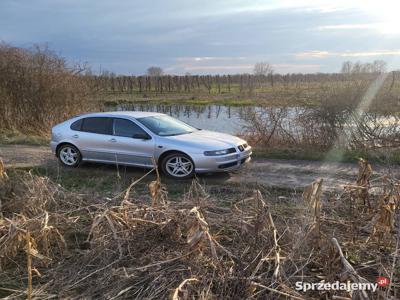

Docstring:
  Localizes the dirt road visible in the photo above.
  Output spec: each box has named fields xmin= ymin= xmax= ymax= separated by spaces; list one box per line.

xmin=1 ymin=144 xmax=399 ymax=191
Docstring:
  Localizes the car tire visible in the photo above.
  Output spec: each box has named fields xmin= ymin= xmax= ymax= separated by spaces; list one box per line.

xmin=57 ymin=144 xmax=82 ymax=168
xmin=161 ymin=152 xmax=195 ymax=179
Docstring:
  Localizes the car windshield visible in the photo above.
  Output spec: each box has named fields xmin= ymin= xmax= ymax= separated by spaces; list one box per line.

xmin=137 ymin=115 xmax=197 ymax=136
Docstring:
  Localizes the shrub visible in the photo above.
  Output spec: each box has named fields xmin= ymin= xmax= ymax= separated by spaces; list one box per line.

xmin=0 ymin=43 xmax=94 ymax=135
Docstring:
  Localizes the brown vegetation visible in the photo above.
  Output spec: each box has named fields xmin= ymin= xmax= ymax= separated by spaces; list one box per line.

xmin=0 ymin=159 xmax=398 ymax=299
xmin=0 ymin=43 xmax=95 ymax=135
xmin=241 ymin=74 xmax=400 ymax=152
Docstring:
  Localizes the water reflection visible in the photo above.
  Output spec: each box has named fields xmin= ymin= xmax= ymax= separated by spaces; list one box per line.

xmin=111 ymin=103 xmax=254 ymax=134
xmin=106 ymin=103 xmax=399 ymax=142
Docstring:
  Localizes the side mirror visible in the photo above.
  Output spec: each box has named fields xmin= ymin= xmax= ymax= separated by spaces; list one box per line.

xmin=132 ymin=132 xmax=151 ymax=140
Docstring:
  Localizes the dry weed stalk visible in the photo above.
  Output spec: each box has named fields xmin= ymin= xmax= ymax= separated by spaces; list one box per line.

xmin=355 ymin=159 xmax=373 ymax=207
xmin=342 ymin=159 xmax=399 ymax=249
xmin=0 ymin=158 xmax=7 ymax=180
xmin=148 ymin=160 xmax=167 ymax=206
xmin=121 ymin=167 xmax=156 ymax=203
xmin=341 ymin=159 xmax=375 ymax=243
xmin=302 ymin=178 xmax=323 ymax=241
xmin=171 ymin=278 xmax=199 ymax=300
xmin=187 ymin=207 xmax=218 ymax=261
xmin=366 ymin=195 xmax=396 ymax=247
xmin=268 ymin=212 xmax=281 ymax=280
xmin=0 ymin=215 xmax=66 ymax=270
xmin=330 ymin=238 xmax=371 ymax=300
xmin=184 ymin=178 xmax=210 ymax=206
xmin=0 ymin=158 xmax=7 ymax=217
xmin=26 ymin=231 xmax=32 ymax=300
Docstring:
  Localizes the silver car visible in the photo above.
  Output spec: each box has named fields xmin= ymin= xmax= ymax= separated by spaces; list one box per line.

xmin=50 ymin=111 xmax=252 ymax=179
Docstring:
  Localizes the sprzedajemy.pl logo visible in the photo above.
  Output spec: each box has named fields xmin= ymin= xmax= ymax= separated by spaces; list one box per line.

xmin=295 ymin=277 xmax=390 ymax=292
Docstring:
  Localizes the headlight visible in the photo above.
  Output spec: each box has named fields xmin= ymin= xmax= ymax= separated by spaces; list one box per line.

xmin=204 ymin=148 xmax=236 ymax=156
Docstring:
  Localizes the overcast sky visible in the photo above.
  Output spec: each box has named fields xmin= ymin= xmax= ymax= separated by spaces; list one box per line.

xmin=1 ymin=0 xmax=400 ymax=74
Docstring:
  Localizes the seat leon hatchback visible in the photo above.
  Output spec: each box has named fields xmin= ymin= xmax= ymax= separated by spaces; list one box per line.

xmin=50 ymin=111 xmax=252 ymax=179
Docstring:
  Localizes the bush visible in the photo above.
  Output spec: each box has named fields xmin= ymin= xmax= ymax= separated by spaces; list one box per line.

xmin=0 ymin=43 xmax=94 ymax=135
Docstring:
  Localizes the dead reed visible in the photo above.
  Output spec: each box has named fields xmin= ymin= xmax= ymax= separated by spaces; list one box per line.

xmin=0 ymin=159 xmax=398 ymax=299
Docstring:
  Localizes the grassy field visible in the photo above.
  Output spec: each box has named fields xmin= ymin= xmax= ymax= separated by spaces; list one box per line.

xmin=98 ymin=84 xmax=335 ymax=108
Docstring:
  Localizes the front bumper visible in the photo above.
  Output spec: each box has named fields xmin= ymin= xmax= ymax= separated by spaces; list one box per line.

xmin=193 ymin=146 xmax=252 ymax=173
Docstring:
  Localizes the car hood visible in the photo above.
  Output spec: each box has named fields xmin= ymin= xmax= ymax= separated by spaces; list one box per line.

xmin=162 ymin=130 xmax=246 ymax=151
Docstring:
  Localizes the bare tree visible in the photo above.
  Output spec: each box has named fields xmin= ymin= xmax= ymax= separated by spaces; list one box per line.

xmin=253 ymin=62 xmax=273 ymax=76
xmin=147 ymin=66 xmax=164 ymax=77
xmin=341 ymin=61 xmax=353 ymax=74
xmin=341 ymin=60 xmax=387 ymax=74
xmin=254 ymin=62 xmax=274 ymax=88
xmin=371 ymin=60 xmax=387 ymax=73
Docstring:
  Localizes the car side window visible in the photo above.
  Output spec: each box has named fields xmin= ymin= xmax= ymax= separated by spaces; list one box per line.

xmin=70 ymin=119 xmax=83 ymax=131
xmin=81 ymin=117 xmax=113 ymax=135
xmin=113 ymin=118 xmax=147 ymax=138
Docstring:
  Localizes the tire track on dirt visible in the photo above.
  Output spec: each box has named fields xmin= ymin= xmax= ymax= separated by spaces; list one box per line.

xmin=1 ymin=144 xmax=398 ymax=190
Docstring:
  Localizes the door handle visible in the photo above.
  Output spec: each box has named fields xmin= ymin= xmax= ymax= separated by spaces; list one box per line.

xmin=72 ymin=134 xmax=79 ymax=138
xmin=109 ymin=138 xmax=117 ymax=143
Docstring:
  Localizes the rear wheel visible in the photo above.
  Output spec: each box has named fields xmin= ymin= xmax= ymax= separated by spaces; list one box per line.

xmin=161 ymin=153 xmax=194 ymax=179
xmin=57 ymin=144 xmax=81 ymax=167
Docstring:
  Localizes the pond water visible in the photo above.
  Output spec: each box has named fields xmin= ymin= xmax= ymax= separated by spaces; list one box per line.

xmin=109 ymin=103 xmax=301 ymax=134
xmin=111 ymin=104 xmax=251 ymax=134
xmin=106 ymin=103 xmax=399 ymax=138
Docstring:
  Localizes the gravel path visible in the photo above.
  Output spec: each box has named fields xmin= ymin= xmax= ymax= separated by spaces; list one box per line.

xmin=1 ymin=144 xmax=399 ymax=190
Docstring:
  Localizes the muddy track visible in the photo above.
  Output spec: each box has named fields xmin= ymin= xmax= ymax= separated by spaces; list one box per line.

xmin=1 ymin=144 xmax=399 ymax=191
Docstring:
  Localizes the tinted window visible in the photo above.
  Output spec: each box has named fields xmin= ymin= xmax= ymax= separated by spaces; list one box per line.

xmin=81 ymin=117 xmax=112 ymax=135
xmin=114 ymin=118 xmax=147 ymax=138
xmin=70 ymin=119 xmax=83 ymax=131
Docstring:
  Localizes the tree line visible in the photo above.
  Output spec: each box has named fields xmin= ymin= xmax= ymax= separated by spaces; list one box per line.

xmin=87 ymin=72 xmax=396 ymax=95
xmin=86 ymin=60 xmax=393 ymax=94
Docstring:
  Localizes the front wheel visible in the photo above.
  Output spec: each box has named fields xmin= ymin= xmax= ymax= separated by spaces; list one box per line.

xmin=161 ymin=153 xmax=195 ymax=179
xmin=57 ymin=144 xmax=81 ymax=167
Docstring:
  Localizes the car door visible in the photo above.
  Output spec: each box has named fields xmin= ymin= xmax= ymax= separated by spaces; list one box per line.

xmin=110 ymin=117 xmax=155 ymax=167
xmin=72 ymin=117 xmax=115 ymax=162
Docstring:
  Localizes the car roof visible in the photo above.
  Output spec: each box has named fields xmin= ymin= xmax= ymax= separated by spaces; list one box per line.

xmin=76 ymin=111 xmax=165 ymax=119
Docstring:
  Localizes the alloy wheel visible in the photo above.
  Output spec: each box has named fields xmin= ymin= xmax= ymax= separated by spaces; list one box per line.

xmin=165 ymin=155 xmax=194 ymax=178
xmin=59 ymin=146 xmax=79 ymax=166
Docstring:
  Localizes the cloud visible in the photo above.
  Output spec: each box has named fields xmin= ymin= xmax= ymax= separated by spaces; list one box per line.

xmin=2 ymin=0 xmax=400 ymax=74
xmin=166 ymin=61 xmax=321 ymax=74
xmin=317 ymin=24 xmax=377 ymax=30
xmin=341 ymin=50 xmax=400 ymax=57
xmin=296 ymin=51 xmax=331 ymax=58
xmin=316 ymin=22 xmax=400 ymax=35
xmin=296 ymin=50 xmax=400 ymax=58
xmin=176 ymin=56 xmax=247 ymax=62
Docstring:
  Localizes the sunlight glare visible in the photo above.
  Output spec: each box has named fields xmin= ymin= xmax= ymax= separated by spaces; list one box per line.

xmin=354 ymin=0 xmax=400 ymax=35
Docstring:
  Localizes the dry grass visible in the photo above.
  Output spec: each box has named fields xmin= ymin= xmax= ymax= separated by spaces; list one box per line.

xmin=0 ymin=159 xmax=399 ymax=299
